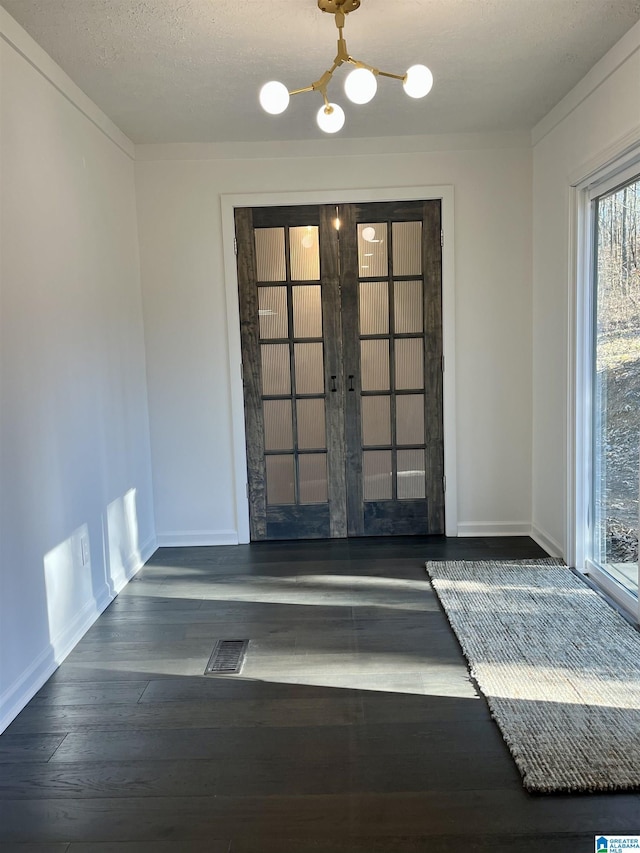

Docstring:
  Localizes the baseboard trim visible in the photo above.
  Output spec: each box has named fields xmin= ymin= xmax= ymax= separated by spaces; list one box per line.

xmin=156 ymin=530 xmax=239 ymax=547
xmin=457 ymin=522 xmax=532 ymax=538
xmin=0 ymin=531 xmax=157 ymax=734
xmin=0 ymin=595 xmax=106 ymax=734
xmin=139 ymin=534 xmax=157 ymax=564
xmin=531 ymin=524 xmax=564 ymax=559
xmin=0 ymin=643 xmax=56 ymax=735
xmin=108 ymin=533 xmax=157 ymax=597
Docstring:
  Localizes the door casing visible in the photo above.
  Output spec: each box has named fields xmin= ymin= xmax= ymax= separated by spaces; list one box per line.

xmin=236 ymin=200 xmax=443 ymax=540
xmin=221 ymin=185 xmax=457 ymax=543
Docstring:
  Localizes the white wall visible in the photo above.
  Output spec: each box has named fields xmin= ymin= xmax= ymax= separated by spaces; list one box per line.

xmin=531 ymin=21 xmax=640 ymax=556
xmin=135 ymin=135 xmax=534 ymax=543
xmin=0 ymin=11 xmax=156 ymax=732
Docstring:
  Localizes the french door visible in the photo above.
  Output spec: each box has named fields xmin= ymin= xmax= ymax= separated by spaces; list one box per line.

xmin=235 ymin=200 xmax=444 ymax=541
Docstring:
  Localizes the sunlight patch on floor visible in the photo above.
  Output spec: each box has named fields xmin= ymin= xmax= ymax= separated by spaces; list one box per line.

xmin=116 ymin=573 xmax=433 ymax=611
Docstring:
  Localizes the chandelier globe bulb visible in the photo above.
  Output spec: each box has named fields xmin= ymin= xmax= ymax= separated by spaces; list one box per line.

xmin=344 ymin=67 xmax=377 ymax=104
xmin=316 ymin=103 xmax=345 ymax=134
xmin=403 ymin=64 xmax=433 ymax=99
xmin=259 ymin=81 xmax=291 ymax=115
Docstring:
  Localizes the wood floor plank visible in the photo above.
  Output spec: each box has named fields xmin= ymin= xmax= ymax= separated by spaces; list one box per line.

xmin=80 ymin=624 xmax=190 ymax=643
xmin=235 ymin=670 xmax=431 ymax=694
xmin=228 ymin=836 xmax=604 ymax=853
xmin=67 ymin=844 xmax=229 ymax=853
xmin=103 ymin=597 xmax=205 ymax=613
xmin=1 ymin=791 xmax=640 ymax=843
xmin=173 ymin=601 xmax=352 ymax=622
xmin=63 ymin=639 xmax=216 ymax=663
xmin=0 ymin=755 xmax=362 ymax=799
xmin=88 ymin=613 xmax=213 ymax=628
xmin=0 ymin=759 xmax=221 ymax=800
xmin=31 ymin=683 xmax=149 ymax=707
xmin=40 ymin=666 xmax=176 ymax=685
xmin=44 ymin=658 xmax=211 ymax=679
xmin=47 ymin=725 xmax=353 ymax=763
xmin=183 ymin=619 xmax=353 ymax=640
xmin=348 ymin=790 xmax=640 ymax=836
xmin=66 ymin=832 xmax=597 ymax=853
xmin=9 ymin=697 xmax=362 ymax=733
xmin=211 ymin=748 xmax=521 ymax=796
xmin=0 ymin=734 xmax=67 ymax=764
xmin=239 ymin=651 xmax=452 ymax=679
xmin=360 ymin=691 xmax=490 ymax=724
xmin=0 ymin=844 xmax=70 ymax=852
xmin=0 ymin=743 xmax=515 ymax=801
xmin=61 ymin=638 xmax=297 ymax=666
xmin=48 ymin=720 xmax=522 ymax=764
xmin=0 ymin=795 xmax=353 ymax=842
xmin=137 ymin=676 xmax=361 ymax=703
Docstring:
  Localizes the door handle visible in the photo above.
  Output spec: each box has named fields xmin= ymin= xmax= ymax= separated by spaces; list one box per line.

xmin=331 ymin=375 xmax=337 ymax=392
xmin=348 ymin=374 xmax=355 ymax=392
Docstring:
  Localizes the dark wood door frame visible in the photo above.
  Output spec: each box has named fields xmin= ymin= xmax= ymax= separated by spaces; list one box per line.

xmin=225 ymin=189 xmax=456 ymax=543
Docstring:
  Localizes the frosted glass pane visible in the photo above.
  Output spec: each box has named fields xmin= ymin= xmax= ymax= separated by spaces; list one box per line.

xmin=360 ymin=339 xmax=390 ymax=391
xmin=358 ymin=223 xmax=387 ymax=277
xmin=297 ymin=399 xmax=326 ymax=450
xmin=290 ymin=226 xmax=320 ymax=281
xmin=396 ymin=395 xmax=425 ymax=445
xmin=394 ymin=280 xmax=423 ymax=334
xmin=266 ymin=455 xmax=295 ymax=505
xmin=395 ymin=338 xmax=423 ymax=390
xmin=255 ymin=228 xmax=286 ymax=282
xmin=359 ymin=281 xmax=389 ymax=335
xmin=258 ymin=287 xmax=288 ymax=339
xmin=294 ymin=343 xmax=324 ymax=394
xmin=299 ymin=454 xmax=328 ymax=504
xmin=362 ymin=396 xmax=391 ymax=446
xmin=261 ymin=344 xmax=291 ymax=396
xmin=264 ymin=400 xmax=293 ymax=451
xmin=363 ymin=451 xmax=392 ymax=501
xmin=397 ymin=449 xmax=426 ymax=500
xmin=293 ymin=286 xmax=323 ymax=338
xmin=393 ymin=221 xmax=422 ymax=276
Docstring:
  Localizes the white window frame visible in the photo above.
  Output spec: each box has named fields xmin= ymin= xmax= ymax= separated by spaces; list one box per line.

xmin=569 ymin=131 xmax=640 ymax=622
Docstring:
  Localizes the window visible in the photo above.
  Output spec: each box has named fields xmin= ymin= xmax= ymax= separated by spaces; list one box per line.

xmin=576 ymin=161 xmax=640 ymax=618
xmin=592 ymin=176 xmax=640 ymax=596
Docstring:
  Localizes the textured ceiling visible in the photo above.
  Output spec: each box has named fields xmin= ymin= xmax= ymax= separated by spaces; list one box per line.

xmin=3 ymin=0 xmax=640 ymax=144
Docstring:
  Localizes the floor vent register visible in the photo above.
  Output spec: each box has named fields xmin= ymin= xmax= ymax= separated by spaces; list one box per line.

xmin=205 ymin=639 xmax=249 ymax=675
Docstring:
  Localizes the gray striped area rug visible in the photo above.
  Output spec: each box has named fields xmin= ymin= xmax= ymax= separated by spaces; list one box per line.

xmin=425 ymin=559 xmax=640 ymax=793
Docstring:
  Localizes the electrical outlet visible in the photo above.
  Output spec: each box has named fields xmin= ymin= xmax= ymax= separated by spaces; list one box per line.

xmin=80 ymin=536 xmax=90 ymax=567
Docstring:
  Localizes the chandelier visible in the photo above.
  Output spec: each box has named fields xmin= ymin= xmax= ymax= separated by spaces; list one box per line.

xmin=259 ymin=0 xmax=433 ymax=134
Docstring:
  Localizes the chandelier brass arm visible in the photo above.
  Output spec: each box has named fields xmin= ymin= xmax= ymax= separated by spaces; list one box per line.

xmin=289 ymin=11 xmax=406 ymax=106
xmin=259 ymin=0 xmax=434 ymax=133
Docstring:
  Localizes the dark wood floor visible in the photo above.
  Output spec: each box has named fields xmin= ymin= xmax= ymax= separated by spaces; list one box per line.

xmin=1 ymin=536 xmax=638 ymax=851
